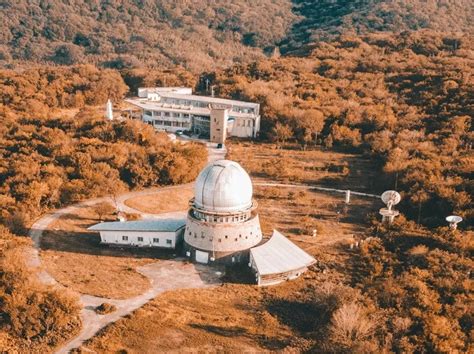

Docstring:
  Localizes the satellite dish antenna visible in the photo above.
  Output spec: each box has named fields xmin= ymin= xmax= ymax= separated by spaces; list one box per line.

xmin=446 ymin=215 xmax=462 ymax=230
xmin=379 ymin=190 xmax=401 ymax=224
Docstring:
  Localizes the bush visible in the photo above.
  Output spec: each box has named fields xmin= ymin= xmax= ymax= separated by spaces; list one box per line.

xmin=52 ymin=44 xmax=84 ymax=65
xmin=95 ymin=303 xmax=117 ymax=315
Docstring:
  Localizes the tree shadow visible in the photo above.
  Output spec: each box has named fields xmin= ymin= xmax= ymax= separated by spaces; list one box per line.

xmin=189 ymin=323 xmax=290 ymax=350
xmin=279 ymin=0 xmax=372 ymax=54
xmin=265 ymin=299 xmax=329 ymax=334
xmin=308 ymin=154 xmax=385 ymax=194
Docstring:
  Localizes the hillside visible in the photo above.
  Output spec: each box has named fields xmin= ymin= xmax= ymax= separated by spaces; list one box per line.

xmin=1 ymin=1 xmax=473 ymax=71
xmin=280 ymin=0 xmax=474 ymax=54
xmin=0 ymin=0 xmax=297 ymax=72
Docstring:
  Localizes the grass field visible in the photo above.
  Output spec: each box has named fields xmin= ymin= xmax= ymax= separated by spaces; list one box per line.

xmin=227 ymin=140 xmax=383 ymax=192
xmin=124 ymin=185 xmax=194 ymax=214
xmin=40 ymin=204 xmax=160 ymax=299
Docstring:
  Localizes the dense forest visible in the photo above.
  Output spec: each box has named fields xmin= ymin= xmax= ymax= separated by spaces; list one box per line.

xmin=280 ymin=0 xmax=474 ymax=54
xmin=1 ymin=1 xmax=473 ymax=71
xmin=0 ymin=0 xmax=297 ymax=71
xmin=0 ymin=66 xmax=207 ymax=350
xmin=215 ymin=30 xmax=473 ymax=228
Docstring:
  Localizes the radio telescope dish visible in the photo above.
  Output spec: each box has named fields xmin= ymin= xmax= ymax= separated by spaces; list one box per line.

xmin=379 ymin=190 xmax=401 ymax=225
xmin=381 ymin=190 xmax=401 ymax=208
xmin=446 ymin=215 xmax=462 ymax=230
xmin=446 ymin=215 xmax=462 ymax=223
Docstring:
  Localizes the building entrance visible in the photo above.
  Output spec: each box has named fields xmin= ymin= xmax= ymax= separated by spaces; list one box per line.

xmin=195 ymin=250 xmax=209 ymax=264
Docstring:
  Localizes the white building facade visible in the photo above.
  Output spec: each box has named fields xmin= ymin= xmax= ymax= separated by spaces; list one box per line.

xmin=126 ymin=87 xmax=261 ymax=139
xmin=88 ymin=219 xmax=186 ymax=249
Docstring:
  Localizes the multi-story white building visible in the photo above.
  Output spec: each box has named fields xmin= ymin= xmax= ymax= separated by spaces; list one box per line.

xmin=125 ymin=87 xmax=261 ymax=140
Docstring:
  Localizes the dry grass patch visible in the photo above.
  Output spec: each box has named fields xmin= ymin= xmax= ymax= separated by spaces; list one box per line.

xmin=255 ymin=186 xmax=377 ymax=244
xmin=124 ymin=185 xmax=193 ymax=214
xmin=227 ymin=140 xmax=379 ymax=192
xmin=40 ymin=203 xmax=163 ymax=299
xmin=41 ymin=250 xmax=151 ymax=299
xmin=80 ymin=284 xmax=301 ymax=353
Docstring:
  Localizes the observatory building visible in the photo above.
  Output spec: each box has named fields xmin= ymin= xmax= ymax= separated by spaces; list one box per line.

xmin=183 ymin=159 xmax=316 ymax=286
xmin=184 ymin=160 xmax=263 ymax=264
xmin=88 ymin=159 xmax=316 ymax=286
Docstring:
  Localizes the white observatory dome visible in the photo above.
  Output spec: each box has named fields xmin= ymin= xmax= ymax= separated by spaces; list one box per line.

xmin=194 ymin=160 xmax=253 ymax=213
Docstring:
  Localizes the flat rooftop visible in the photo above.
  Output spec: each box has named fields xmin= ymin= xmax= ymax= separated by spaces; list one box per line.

xmin=156 ymin=91 xmax=260 ymax=109
xmin=125 ymin=98 xmax=258 ymax=119
xmin=88 ymin=219 xmax=186 ymax=232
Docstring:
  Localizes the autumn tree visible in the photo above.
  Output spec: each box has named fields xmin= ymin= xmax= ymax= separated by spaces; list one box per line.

xmin=270 ymin=122 xmax=293 ymax=148
xmin=92 ymin=202 xmax=116 ymax=221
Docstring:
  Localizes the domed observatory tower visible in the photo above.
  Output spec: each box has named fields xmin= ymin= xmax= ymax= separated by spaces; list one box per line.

xmin=184 ymin=160 xmax=262 ymax=264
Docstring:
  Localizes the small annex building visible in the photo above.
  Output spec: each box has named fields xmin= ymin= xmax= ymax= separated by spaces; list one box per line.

xmin=88 ymin=219 xmax=185 ymax=249
xmin=250 ymin=230 xmax=316 ymax=286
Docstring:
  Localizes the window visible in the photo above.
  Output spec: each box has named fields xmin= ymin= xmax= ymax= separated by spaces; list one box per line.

xmin=166 ymin=239 xmax=172 ymax=245
xmin=138 ymin=237 xmax=143 ymax=242
xmin=164 ymin=112 xmax=170 ymax=117
xmin=225 ymin=235 xmax=228 ymax=239
xmin=122 ymin=236 xmax=128 ymax=241
xmin=153 ymin=238 xmax=159 ymax=243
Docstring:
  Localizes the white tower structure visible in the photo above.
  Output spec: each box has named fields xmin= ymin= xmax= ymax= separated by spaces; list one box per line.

xmin=209 ymin=104 xmax=231 ymax=145
xmin=379 ymin=190 xmax=401 ymax=225
xmin=446 ymin=215 xmax=462 ymax=230
xmin=184 ymin=160 xmax=262 ymax=264
xmin=106 ymin=99 xmax=113 ymax=120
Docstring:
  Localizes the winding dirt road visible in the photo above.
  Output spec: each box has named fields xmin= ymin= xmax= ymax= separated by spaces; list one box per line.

xmin=27 ymin=142 xmax=226 ymax=353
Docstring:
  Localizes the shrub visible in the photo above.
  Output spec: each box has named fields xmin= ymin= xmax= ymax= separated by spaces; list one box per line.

xmin=95 ymin=303 xmax=117 ymax=315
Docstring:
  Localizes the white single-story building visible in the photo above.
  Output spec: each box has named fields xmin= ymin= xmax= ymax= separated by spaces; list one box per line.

xmin=88 ymin=219 xmax=186 ymax=249
xmin=249 ymin=230 xmax=316 ymax=286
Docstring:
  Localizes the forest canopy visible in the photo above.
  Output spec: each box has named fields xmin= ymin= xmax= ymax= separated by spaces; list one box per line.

xmin=1 ymin=1 xmax=473 ymax=71
xmin=214 ymin=30 xmax=473 ymax=227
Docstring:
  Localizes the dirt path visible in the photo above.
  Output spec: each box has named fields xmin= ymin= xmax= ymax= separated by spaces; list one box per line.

xmin=27 ymin=143 xmax=227 ymax=353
